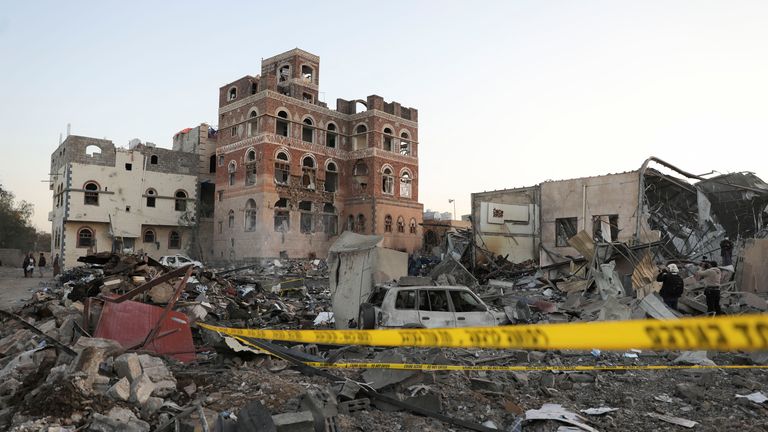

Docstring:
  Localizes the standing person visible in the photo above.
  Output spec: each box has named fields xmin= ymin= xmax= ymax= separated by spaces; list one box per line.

xmin=656 ymin=264 xmax=684 ymax=310
xmin=720 ymin=237 xmax=734 ymax=266
xmin=37 ymin=253 xmax=47 ymax=278
xmin=25 ymin=253 xmax=36 ymax=278
xmin=53 ymin=253 xmax=60 ymax=277
xmin=695 ymin=261 xmax=723 ymax=316
xmin=22 ymin=254 xmax=30 ymax=277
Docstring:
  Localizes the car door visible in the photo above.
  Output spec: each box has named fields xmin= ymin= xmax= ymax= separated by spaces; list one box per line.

xmin=383 ymin=289 xmax=421 ymax=327
xmin=448 ymin=289 xmax=496 ymax=327
xmin=417 ymin=289 xmax=456 ymax=328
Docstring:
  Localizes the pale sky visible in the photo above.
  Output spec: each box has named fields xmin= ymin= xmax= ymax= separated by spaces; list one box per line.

xmin=1 ymin=1 xmax=767 ymax=231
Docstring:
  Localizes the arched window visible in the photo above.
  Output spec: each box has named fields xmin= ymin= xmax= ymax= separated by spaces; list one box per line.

xmin=384 ymin=215 xmax=393 ymax=232
xmin=382 ymin=166 xmax=394 ymax=194
xmin=409 ymin=218 xmax=417 ymax=234
xmin=146 ymin=188 xmax=156 ymax=208
xmin=302 ymin=156 xmax=316 ymax=189
xmin=150 ymin=155 xmax=158 ymax=165
xmin=346 ymin=215 xmax=355 ymax=232
xmin=227 ymin=87 xmax=237 ymax=101
xmin=302 ymin=118 xmax=314 ymax=143
xmin=276 ymin=110 xmax=290 ymax=137
xmin=383 ymin=127 xmax=393 ymax=152
xmin=228 ymin=161 xmax=236 ymax=186
xmin=84 ymin=182 xmax=99 ymax=205
xmin=77 ymin=227 xmax=94 ymax=248
xmin=325 ymin=161 xmax=338 ymax=193
xmin=85 ymin=145 xmax=101 ymax=157
xmin=174 ymin=190 xmax=188 ymax=211
xmin=353 ymin=124 xmax=368 ymax=150
xmin=322 ymin=203 xmax=338 ymax=235
xmin=299 ymin=201 xmax=313 ymax=233
xmin=274 ymin=151 xmax=290 ymax=184
xmin=250 ymin=82 xmax=258 ymax=95
xmin=169 ymin=231 xmax=181 ymax=249
xmin=400 ymin=131 xmax=411 ymax=156
xmin=143 ymin=229 xmax=156 ymax=243
xmin=245 ymin=199 xmax=257 ymax=231
xmin=245 ymin=150 xmax=257 ymax=185
xmin=274 ymin=198 xmax=289 ymax=232
xmin=397 ymin=216 xmax=405 ymax=233
xmin=356 ymin=214 xmax=366 ymax=234
xmin=247 ymin=110 xmax=258 ymax=136
xmin=326 ymin=123 xmax=337 ymax=148
xmin=228 ymin=210 xmax=234 ymax=228
xmin=400 ymin=169 xmax=412 ymax=198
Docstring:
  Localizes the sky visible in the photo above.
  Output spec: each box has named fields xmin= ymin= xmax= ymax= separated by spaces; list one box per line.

xmin=1 ymin=1 xmax=767 ymax=231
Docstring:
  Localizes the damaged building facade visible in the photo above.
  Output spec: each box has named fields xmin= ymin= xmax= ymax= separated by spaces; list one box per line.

xmin=49 ymin=135 xmax=209 ymax=269
xmin=213 ymin=48 xmax=423 ymax=261
xmin=471 ymin=157 xmax=768 ymax=278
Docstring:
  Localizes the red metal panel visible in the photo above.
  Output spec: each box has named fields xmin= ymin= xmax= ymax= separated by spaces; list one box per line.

xmin=93 ymin=299 xmax=196 ymax=363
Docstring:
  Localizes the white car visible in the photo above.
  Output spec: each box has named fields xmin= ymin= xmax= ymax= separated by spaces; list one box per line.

xmin=159 ymin=254 xmax=203 ymax=269
xmin=358 ymin=285 xmax=508 ymax=329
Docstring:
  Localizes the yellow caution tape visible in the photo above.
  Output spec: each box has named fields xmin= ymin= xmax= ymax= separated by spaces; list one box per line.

xmin=199 ymin=314 xmax=768 ymax=352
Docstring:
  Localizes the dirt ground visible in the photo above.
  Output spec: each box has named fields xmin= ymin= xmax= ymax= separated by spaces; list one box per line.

xmin=0 ymin=265 xmax=57 ymax=311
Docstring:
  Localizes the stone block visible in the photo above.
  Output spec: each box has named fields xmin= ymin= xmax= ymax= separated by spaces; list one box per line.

xmin=470 ymin=377 xmax=503 ymax=393
xmin=271 ymin=411 xmax=315 ymax=432
xmin=115 ymin=353 xmax=142 ymax=382
xmin=89 ymin=407 xmax=150 ymax=432
xmin=152 ymin=380 xmax=177 ymax=398
xmin=138 ymin=354 xmax=175 ymax=383
xmin=107 ymin=377 xmax=131 ymax=401
xmin=130 ymin=374 xmax=156 ymax=405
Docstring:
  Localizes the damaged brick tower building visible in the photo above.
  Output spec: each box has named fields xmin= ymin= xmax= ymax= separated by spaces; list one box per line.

xmin=213 ymin=49 xmax=423 ymax=260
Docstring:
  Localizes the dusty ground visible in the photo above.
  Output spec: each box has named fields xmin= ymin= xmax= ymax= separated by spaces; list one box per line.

xmin=0 ymin=266 xmax=57 ymax=311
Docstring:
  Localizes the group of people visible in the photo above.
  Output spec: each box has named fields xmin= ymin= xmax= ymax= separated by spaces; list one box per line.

xmin=656 ymin=259 xmax=726 ymax=316
xmin=22 ymin=252 xmax=59 ymax=278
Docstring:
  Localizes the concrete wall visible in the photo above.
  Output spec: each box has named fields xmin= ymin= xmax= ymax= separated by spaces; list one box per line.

xmin=0 ymin=249 xmax=24 ymax=267
xmin=539 ymin=172 xmax=640 ymax=266
xmin=471 ymin=187 xmax=540 ymax=263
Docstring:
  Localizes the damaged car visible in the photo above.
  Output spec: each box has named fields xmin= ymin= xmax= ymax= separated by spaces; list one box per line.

xmin=358 ymin=285 xmax=509 ymax=329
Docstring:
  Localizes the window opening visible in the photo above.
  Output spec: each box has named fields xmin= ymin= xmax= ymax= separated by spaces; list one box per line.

xmin=384 ymin=215 xmax=393 ymax=232
xmin=250 ymin=82 xmax=258 ymax=94
xmin=174 ymin=190 xmax=188 ymax=211
xmin=143 ymin=230 xmax=155 ymax=243
xmin=85 ymin=145 xmax=101 ymax=157
xmin=302 ymin=118 xmax=314 ymax=143
xmin=409 ymin=218 xmax=417 ymax=234
xmin=356 ymin=214 xmax=366 ymax=234
xmin=169 ymin=231 xmax=181 ymax=249
xmin=278 ymin=65 xmax=290 ymax=82
xmin=555 ymin=217 xmax=578 ymax=247
xmin=301 ymin=156 xmax=316 ymax=189
xmin=209 ymin=155 xmax=216 ymax=173
xmin=449 ymin=290 xmax=486 ymax=312
xmin=400 ymin=132 xmax=411 ymax=156
xmin=353 ymin=124 xmax=368 ymax=150
xmin=325 ymin=162 xmax=338 ymax=192
xmin=276 ymin=111 xmax=290 ymax=137
xmin=125 ymin=163 xmax=132 ymax=171
xmin=382 ymin=167 xmax=394 ymax=194
xmin=397 ymin=216 xmax=405 ymax=233
xmin=346 ymin=215 xmax=355 ymax=232
xmin=247 ymin=111 xmax=258 ymax=136
xmin=146 ymin=189 xmax=156 ymax=207
xmin=84 ymin=182 xmax=99 ymax=205
xmin=592 ymin=214 xmax=620 ymax=243
xmin=245 ymin=199 xmax=257 ymax=231
xmin=150 ymin=155 xmax=158 ymax=165
xmin=274 ymin=151 xmax=290 ymax=184
xmin=228 ymin=210 xmax=235 ymax=228
xmin=299 ymin=201 xmax=313 ymax=234
xmin=322 ymin=203 xmax=337 ymax=235
xmin=326 ymin=123 xmax=337 ymax=148
xmin=228 ymin=161 xmax=236 ymax=186
xmin=274 ymin=198 xmax=289 ymax=232
xmin=400 ymin=171 xmax=412 ymax=198
xmin=383 ymin=128 xmax=393 ymax=152
xmin=228 ymin=87 xmax=237 ymax=101
xmin=77 ymin=228 xmax=94 ymax=248
xmin=301 ymin=65 xmax=313 ymax=82
xmin=395 ymin=290 xmax=416 ymax=310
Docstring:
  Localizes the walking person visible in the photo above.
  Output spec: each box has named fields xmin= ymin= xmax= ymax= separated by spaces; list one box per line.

xmin=22 ymin=254 xmax=30 ymax=277
xmin=53 ymin=253 xmax=60 ymax=277
xmin=25 ymin=253 xmax=36 ymax=278
xmin=656 ymin=263 xmax=684 ymax=310
xmin=720 ymin=237 xmax=734 ymax=266
xmin=695 ymin=260 xmax=723 ymax=316
xmin=37 ymin=253 xmax=47 ymax=278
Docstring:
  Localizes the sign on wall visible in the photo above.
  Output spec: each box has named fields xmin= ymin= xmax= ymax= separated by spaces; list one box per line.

xmin=484 ymin=202 xmax=529 ymax=224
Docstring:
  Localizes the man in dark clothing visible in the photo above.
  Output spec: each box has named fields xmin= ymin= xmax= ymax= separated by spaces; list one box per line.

xmin=720 ymin=237 xmax=734 ymax=266
xmin=22 ymin=255 xmax=29 ymax=277
xmin=656 ymin=264 xmax=684 ymax=310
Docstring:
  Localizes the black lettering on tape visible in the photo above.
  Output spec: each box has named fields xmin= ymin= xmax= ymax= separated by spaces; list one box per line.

xmin=756 ymin=323 xmax=768 ymax=348
xmin=705 ymin=324 xmax=728 ymax=349
xmin=645 ymin=327 xmax=662 ymax=347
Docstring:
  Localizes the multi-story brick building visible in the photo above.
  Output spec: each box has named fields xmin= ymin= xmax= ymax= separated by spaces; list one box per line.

xmin=214 ymin=48 xmax=423 ymax=260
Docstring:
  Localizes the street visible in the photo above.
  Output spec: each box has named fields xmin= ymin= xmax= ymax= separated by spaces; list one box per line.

xmin=0 ymin=265 xmax=56 ymax=311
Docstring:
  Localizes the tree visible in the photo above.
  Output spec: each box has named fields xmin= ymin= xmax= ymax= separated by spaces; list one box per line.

xmin=0 ymin=184 xmax=40 ymax=251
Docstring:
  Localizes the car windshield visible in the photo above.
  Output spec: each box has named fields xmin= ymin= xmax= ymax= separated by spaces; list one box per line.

xmin=369 ymin=288 xmax=388 ymax=307
xmin=449 ymin=290 xmax=486 ymax=312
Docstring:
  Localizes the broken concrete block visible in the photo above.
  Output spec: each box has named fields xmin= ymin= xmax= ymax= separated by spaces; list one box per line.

xmin=676 ymin=382 xmax=704 ymax=401
xmin=470 ymin=378 xmax=503 ymax=393
xmin=237 ymin=400 xmax=277 ymax=432
xmin=0 ymin=378 xmax=21 ymax=396
xmin=89 ymin=407 xmax=150 ymax=432
xmin=130 ymin=374 xmax=156 ymax=405
xmin=151 ymin=379 xmax=177 ymax=397
xmin=179 ymin=407 xmax=218 ymax=431
xmin=271 ymin=411 xmax=314 ymax=432
xmin=361 ymin=352 xmax=416 ymax=390
xmin=107 ymin=377 xmax=131 ymax=401
xmin=115 ymin=353 xmax=142 ymax=382
xmin=137 ymin=354 xmax=175 ymax=383
xmin=338 ymin=398 xmax=370 ymax=415
xmin=141 ymin=396 xmax=163 ymax=418
xmin=148 ymin=283 xmax=175 ymax=303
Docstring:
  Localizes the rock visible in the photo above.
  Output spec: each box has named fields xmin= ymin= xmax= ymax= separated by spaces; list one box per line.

xmin=511 ymin=372 xmax=529 ymax=386
xmin=676 ymin=382 xmax=704 ymax=401
xmin=470 ymin=378 xmax=503 ymax=392
xmin=130 ymin=374 xmax=156 ymax=405
xmin=137 ymin=354 xmax=175 ymax=383
xmin=89 ymin=407 xmax=150 ymax=432
xmin=148 ymin=283 xmax=175 ymax=304
xmin=183 ymin=382 xmax=197 ymax=396
xmin=673 ymin=351 xmax=716 ymax=367
xmin=529 ymin=351 xmax=546 ymax=362
xmin=271 ymin=411 xmax=314 ymax=432
xmin=115 ymin=353 xmax=143 ymax=382
xmin=238 ymin=400 xmax=277 ymax=432
xmin=107 ymin=377 xmax=131 ymax=401
xmin=141 ymin=396 xmax=164 ymax=418
xmin=0 ymin=378 xmax=21 ymax=396
xmin=568 ymin=373 xmax=596 ymax=383
xmin=152 ymin=380 xmax=177 ymax=398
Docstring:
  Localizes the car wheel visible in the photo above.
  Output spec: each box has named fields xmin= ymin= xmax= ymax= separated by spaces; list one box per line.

xmin=358 ymin=303 xmax=376 ymax=330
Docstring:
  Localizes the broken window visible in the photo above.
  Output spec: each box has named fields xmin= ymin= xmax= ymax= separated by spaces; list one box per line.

xmin=346 ymin=215 xmax=355 ymax=232
xmin=228 ymin=210 xmax=234 ymax=228
xmin=77 ymin=227 xmax=93 ymax=248
xmin=400 ymin=170 xmax=412 ymax=198
xmin=301 ymin=65 xmax=313 ymax=82
xmin=228 ymin=161 xmax=236 ymax=186
xmin=218 ymin=155 xmax=224 ymax=166
xmin=555 ymin=217 xmax=578 ymax=247
xmin=409 ymin=218 xmax=417 ymax=234
xmin=245 ymin=150 xmax=257 ymax=185
xmin=353 ymin=160 xmax=368 ymax=192
xmin=274 ymin=198 xmax=289 ymax=232
xmin=209 ymin=155 xmax=216 ymax=173
xmin=382 ymin=166 xmax=394 ymax=194
xmin=250 ymin=82 xmax=258 ymax=94
xmin=274 ymin=151 xmax=290 ymax=185
xmin=419 ymin=290 xmax=449 ymax=312
xmin=143 ymin=230 xmax=155 ymax=243
xmin=278 ymin=65 xmax=290 ymax=82
xmin=400 ymin=132 xmax=411 ymax=156
xmin=301 ymin=156 xmax=316 ymax=189
xmin=397 ymin=216 xmax=405 ymax=233
xmin=325 ymin=162 xmax=338 ymax=192
xmin=299 ymin=201 xmax=313 ymax=234
xmin=383 ymin=128 xmax=393 ymax=152
xmin=276 ymin=111 xmax=290 ymax=137
xmin=302 ymin=93 xmax=313 ymax=103
xmin=227 ymin=87 xmax=237 ymax=101
xmin=322 ymin=203 xmax=337 ymax=235
xmin=326 ymin=123 xmax=337 ymax=148
xmin=384 ymin=215 xmax=393 ymax=232
xmin=150 ymin=155 xmax=158 ymax=165
xmin=245 ymin=199 xmax=257 ymax=231
xmin=85 ymin=145 xmax=101 ymax=157
xmin=395 ymin=290 xmax=416 ymax=310
xmin=353 ymin=124 xmax=367 ymax=150
xmin=356 ymin=214 xmax=366 ymax=234
xmin=84 ymin=182 xmax=99 ymax=205
xmin=175 ymin=190 xmax=188 ymax=212
xmin=302 ymin=118 xmax=314 ymax=143
xmin=125 ymin=163 xmax=132 ymax=171
xmin=146 ymin=188 xmax=156 ymax=208
xmin=592 ymin=214 xmax=619 ymax=243
xmin=450 ymin=290 xmax=486 ymax=312
xmin=247 ymin=111 xmax=258 ymax=137
xmin=169 ymin=231 xmax=181 ymax=249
